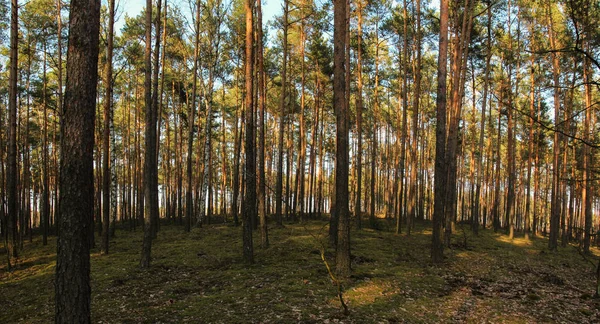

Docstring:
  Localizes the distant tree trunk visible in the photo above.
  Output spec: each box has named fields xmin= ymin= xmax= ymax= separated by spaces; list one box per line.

xmin=102 ymin=0 xmax=115 ymax=255
xmin=54 ymin=0 xmax=101 ymax=321
xmin=7 ymin=0 xmax=19 ymax=264
xmin=354 ymin=0 xmax=364 ymax=229
xmin=42 ymin=43 xmax=50 ymax=247
xmin=257 ymin=0 xmax=269 ymax=248
xmin=275 ymin=0 xmax=288 ymax=227
xmin=473 ymin=3 xmax=492 ymax=235
xmin=408 ymin=0 xmax=422 ymax=234
xmin=242 ymin=0 xmax=255 ymax=263
xmin=140 ymin=0 xmax=157 ymax=268
xmin=582 ymin=42 xmax=593 ymax=253
xmin=432 ymin=0 xmax=449 ymax=263
xmin=150 ymin=0 xmax=162 ymax=237
xmin=524 ymin=38 xmax=535 ymax=240
xmin=186 ymin=0 xmax=201 ymax=232
xmin=295 ymin=15 xmax=307 ymax=223
xmin=400 ymin=0 xmax=409 ymax=234
xmin=334 ymin=0 xmax=350 ymax=277
xmin=547 ymin=2 xmax=561 ymax=251
xmin=504 ymin=0 xmax=516 ymax=240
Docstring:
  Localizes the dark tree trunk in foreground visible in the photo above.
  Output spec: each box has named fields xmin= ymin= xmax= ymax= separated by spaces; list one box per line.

xmin=432 ymin=0 xmax=449 ymax=263
xmin=334 ymin=0 xmax=350 ymax=277
xmin=242 ymin=0 xmax=255 ymax=264
xmin=54 ymin=0 xmax=101 ymax=321
xmin=140 ymin=0 xmax=157 ymax=268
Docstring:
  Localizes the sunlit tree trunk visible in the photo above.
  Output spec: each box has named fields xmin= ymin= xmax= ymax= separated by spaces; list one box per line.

xmin=242 ymin=0 xmax=255 ymax=263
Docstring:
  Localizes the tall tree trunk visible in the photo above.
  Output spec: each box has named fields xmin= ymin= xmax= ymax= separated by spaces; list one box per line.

xmin=547 ymin=2 xmax=561 ymax=251
xmin=140 ymin=0 xmax=157 ymax=268
xmin=186 ymin=0 xmax=201 ymax=232
xmin=334 ymin=0 xmax=350 ymax=277
xmin=101 ymin=0 xmax=115 ymax=255
xmin=7 ymin=0 xmax=19 ymax=267
xmin=242 ymin=0 xmax=255 ymax=263
xmin=432 ymin=0 xmax=449 ymax=263
xmin=275 ymin=0 xmax=288 ymax=227
xmin=473 ymin=3 xmax=492 ymax=235
xmin=150 ymin=0 xmax=162 ymax=237
xmin=257 ymin=0 xmax=269 ymax=248
xmin=408 ymin=0 xmax=422 ymax=233
xmin=354 ymin=0 xmax=364 ymax=229
xmin=582 ymin=40 xmax=593 ymax=253
xmin=55 ymin=0 xmax=101 ymax=320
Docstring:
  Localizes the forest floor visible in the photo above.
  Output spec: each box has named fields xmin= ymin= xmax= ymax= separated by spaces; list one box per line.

xmin=2 ymin=219 xmax=600 ymax=323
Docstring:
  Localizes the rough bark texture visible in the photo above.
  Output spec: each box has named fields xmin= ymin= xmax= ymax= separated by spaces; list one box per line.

xmin=55 ymin=0 xmax=101 ymax=321
xmin=334 ymin=0 xmax=350 ymax=277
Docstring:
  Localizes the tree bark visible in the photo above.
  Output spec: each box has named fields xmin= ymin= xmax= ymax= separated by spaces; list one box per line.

xmin=432 ymin=0 xmax=449 ymax=263
xmin=55 ymin=0 xmax=101 ymax=320
xmin=140 ymin=0 xmax=157 ymax=268
xmin=334 ymin=0 xmax=350 ymax=277
xmin=243 ymin=0 xmax=255 ymax=263
xmin=102 ymin=0 xmax=115 ymax=255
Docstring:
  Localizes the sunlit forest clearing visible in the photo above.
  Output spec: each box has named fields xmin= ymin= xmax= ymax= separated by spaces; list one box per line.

xmin=1 ymin=0 xmax=599 ymax=321
xmin=2 ymin=221 xmax=600 ymax=323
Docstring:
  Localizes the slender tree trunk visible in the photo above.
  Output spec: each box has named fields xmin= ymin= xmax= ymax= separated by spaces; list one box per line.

xmin=7 ymin=0 xmax=19 ymax=266
xmin=140 ymin=0 xmax=157 ymax=268
xmin=242 ymin=0 xmax=255 ymax=263
xmin=354 ymin=0 xmax=364 ymax=229
xmin=275 ymin=0 xmax=288 ymax=227
xmin=257 ymin=0 xmax=268 ymax=248
xmin=101 ymin=0 xmax=115 ymax=254
xmin=547 ymin=2 xmax=561 ymax=251
xmin=432 ymin=0 xmax=449 ymax=263
xmin=582 ymin=41 xmax=593 ymax=253
xmin=186 ymin=1 xmax=201 ymax=232
xmin=473 ymin=4 xmax=491 ymax=235
xmin=408 ymin=0 xmax=422 ymax=233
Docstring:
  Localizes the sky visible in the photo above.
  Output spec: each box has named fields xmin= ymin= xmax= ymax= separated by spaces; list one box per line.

xmin=114 ymin=0 xmax=281 ymax=33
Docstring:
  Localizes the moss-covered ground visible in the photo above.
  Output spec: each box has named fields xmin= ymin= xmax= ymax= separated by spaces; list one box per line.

xmin=2 ymin=220 xmax=600 ymax=323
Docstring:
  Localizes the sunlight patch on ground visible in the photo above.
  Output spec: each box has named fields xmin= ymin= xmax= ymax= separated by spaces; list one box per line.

xmin=344 ymin=279 xmax=399 ymax=306
xmin=495 ymin=235 xmax=533 ymax=247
